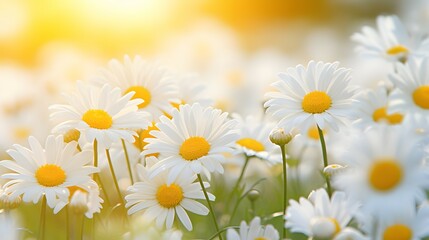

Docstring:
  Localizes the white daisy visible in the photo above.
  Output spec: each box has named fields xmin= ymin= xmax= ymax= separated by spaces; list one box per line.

xmin=352 ymin=15 xmax=429 ymax=63
xmin=142 ymin=103 xmax=239 ymax=183
xmin=49 ymin=82 xmax=150 ymax=148
xmin=94 ymin=55 xmax=177 ymax=121
xmin=226 ymin=216 xmax=279 ymax=240
xmin=264 ymin=61 xmax=357 ymax=132
xmin=354 ymin=86 xmax=404 ymax=128
xmin=285 ymin=188 xmax=360 ymax=240
xmin=389 ymin=57 xmax=429 ymax=119
xmin=358 ymin=203 xmax=429 ymax=240
xmin=66 ymin=181 xmax=103 ymax=218
xmin=0 ymin=135 xmax=97 ymax=213
xmin=332 ymin=125 xmax=429 ymax=219
xmin=232 ymin=114 xmax=279 ymax=163
xmin=171 ymin=74 xmax=214 ymax=109
xmin=125 ymin=158 xmax=214 ymax=231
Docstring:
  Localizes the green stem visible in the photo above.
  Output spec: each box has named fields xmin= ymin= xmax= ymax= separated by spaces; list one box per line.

xmin=105 ymin=149 xmax=125 ymax=207
xmin=66 ymin=207 xmax=70 ymax=240
xmin=197 ymin=174 xmax=223 ymax=240
xmin=93 ymin=139 xmax=98 ymax=181
xmin=38 ymin=196 xmax=47 ymax=240
xmin=317 ymin=125 xmax=332 ymax=197
xmin=121 ymin=139 xmax=134 ymax=185
xmin=280 ymin=145 xmax=288 ymax=240
xmin=80 ymin=215 xmax=85 ymax=240
xmin=227 ymin=155 xmax=250 ymax=209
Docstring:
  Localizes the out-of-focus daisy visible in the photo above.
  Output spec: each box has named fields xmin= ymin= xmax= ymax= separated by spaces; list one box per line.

xmin=50 ymin=82 xmax=150 ymax=148
xmin=333 ymin=125 xmax=429 ymax=218
xmin=285 ymin=188 xmax=360 ymax=239
xmin=94 ymin=55 xmax=177 ymax=121
xmin=170 ymin=74 xmax=214 ymax=110
xmin=0 ymin=135 xmax=97 ymax=213
xmin=0 ymin=210 xmax=21 ymax=240
xmin=352 ymin=15 xmax=429 ymax=63
xmin=226 ymin=216 xmax=279 ymax=240
xmin=124 ymin=215 xmax=183 ymax=240
xmin=389 ymin=57 xmax=429 ymax=119
xmin=143 ymin=103 xmax=238 ymax=183
xmin=265 ymin=61 xmax=357 ymax=132
xmin=359 ymin=203 xmax=429 ymax=240
xmin=233 ymin=114 xmax=279 ymax=163
xmin=354 ymin=87 xmax=404 ymax=128
xmin=125 ymin=158 xmax=214 ymax=231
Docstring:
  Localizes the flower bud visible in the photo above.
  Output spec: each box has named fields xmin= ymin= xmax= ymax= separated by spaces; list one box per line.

xmin=323 ymin=164 xmax=346 ymax=177
xmin=269 ymin=127 xmax=298 ymax=146
xmin=0 ymin=190 xmax=21 ymax=210
xmin=63 ymin=129 xmax=80 ymax=143
xmin=247 ymin=189 xmax=260 ymax=202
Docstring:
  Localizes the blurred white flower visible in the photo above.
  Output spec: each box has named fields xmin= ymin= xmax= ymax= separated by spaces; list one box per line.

xmin=226 ymin=216 xmax=279 ymax=240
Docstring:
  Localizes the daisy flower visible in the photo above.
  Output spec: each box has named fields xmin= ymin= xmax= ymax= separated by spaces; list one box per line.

xmin=49 ymin=82 xmax=150 ymax=148
xmin=352 ymin=15 xmax=429 ymax=63
xmin=332 ymin=125 xmax=429 ymax=218
xmin=143 ymin=103 xmax=238 ymax=183
xmin=66 ymin=181 xmax=103 ymax=218
xmin=264 ymin=61 xmax=357 ymax=132
xmin=389 ymin=57 xmax=429 ymax=119
xmin=170 ymin=74 xmax=214 ymax=109
xmin=125 ymin=158 xmax=214 ymax=231
xmin=94 ymin=55 xmax=177 ymax=121
xmin=0 ymin=135 xmax=97 ymax=213
xmin=354 ymin=86 xmax=404 ymax=128
xmin=226 ymin=217 xmax=279 ymax=240
xmin=232 ymin=114 xmax=279 ymax=163
xmin=285 ymin=188 xmax=360 ymax=240
xmin=358 ymin=203 xmax=429 ymax=240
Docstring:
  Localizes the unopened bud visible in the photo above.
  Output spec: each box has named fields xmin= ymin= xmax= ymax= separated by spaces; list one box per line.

xmin=323 ymin=164 xmax=346 ymax=177
xmin=269 ymin=128 xmax=297 ymax=146
xmin=247 ymin=190 xmax=260 ymax=202
xmin=0 ymin=190 xmax=21 ymax=210
xmin=63 ymin=129 xmax=81 ymax=143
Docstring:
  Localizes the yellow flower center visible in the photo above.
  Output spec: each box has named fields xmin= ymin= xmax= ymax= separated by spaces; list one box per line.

xmin=236 ymin=138 xmax=265 ymax=152
xmin=307 ymin=126 xmax=326 ymax=140
xmin=63 ymin=129 xmax=81 ymax=143
xmin=125 ymin=86 xmax=151 ymax=109
xmin=35 ymin=164 xmax=67 ymax=187
xmin=372 ymin=107 xmax=404 ymax=125
xmin=383 ymin=224 xmax=412 ymax=240
xmin=13 ymin=127 xmax=31 ymax=140
xmin=254 ymin=238 xmax=267 ymax=240
xmin=386 ymin=45 xmax=408 ymax=55
xmin=156 ymin=184 xmax=183 ymax=208
xmin=302 ymin=91 xmax=332 ymax=114
xmin=82 ymin=109 xmax=113 ymax=129
xmin=369 ymin=159 xmax=403 ymax=191
xmin=412 ymin=85 xmax=429 ymax=109
xmin=179 ymin=137 xmax=210 ymax=161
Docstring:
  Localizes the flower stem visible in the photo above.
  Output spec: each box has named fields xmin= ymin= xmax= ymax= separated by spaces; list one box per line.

xmin=93 ymin=139 xmax=98 ymax=181
xmin=317 ymin=125 xmax=332 ymax=197
xmin=197 ymin=174 xmax=223 ymax=240
xmin=280 ymin=145 xmax=288 ymax=240
xmin=227 ymin=155 xmax=250 ymax=209
xmin=66 ymin=207 xmax=70 ymax=240
xmin=38 ymin=196 xmax=47 ymax=240
xmin=105 ymin=149 xmax=125 ymax=207
xmin=121 ymin=139 xmax=134 ymax=185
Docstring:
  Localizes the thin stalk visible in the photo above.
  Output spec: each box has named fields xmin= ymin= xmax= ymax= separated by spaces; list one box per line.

xmin=280 ymin=145 xmax=288 ymax=240
xmin=105 ymin=149 xmax=125 ymax=207
xmin=227 ymin=155 xmax=250 ymax=208
xmin=80 ymin=215 xmax=85 ymax=240
xmin=38 ymin=196 xmax=47 ymax=240
xmin=197 ymin=174 xmax=223 ymax=240
xmin=317 ymin=125 xmax=332 ymax=196
xmin=66 ymin=207 xmax=70 ymax=240
xmin=121 ymin=139 xmax=134 ymax=185
xmin=93 ymin=139 xmax=98 ymax=181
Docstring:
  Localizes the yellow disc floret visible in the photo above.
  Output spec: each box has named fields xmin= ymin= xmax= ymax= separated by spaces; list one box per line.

xmin=302 ymin=91 xmax=332 ymax=114
xmin=372 ymin=107 xmax=404 ymax=125
xmin=156 ymin=184 xmax=184 ymax=208
xmin=386 ymin=45 xmax=408 ymax=55
xmin=125 ymin=86 xmax=152 ymax=109
xmin=180 ymin=137 xmax=210 ymax=161
xmin=369 ymin=159 xmax=403 ymax=191
xmin=412 ymin=85 xmax=429 ymax=109
xmin=35 ymin=164 xmax=67 ymax=187
xmin=236 ymin=138 xmax=265 ymax=152
xmin=383 ymin=224 xmax=412 ymax=240
xmin=82 ymin=109 xmax=113 ymax=129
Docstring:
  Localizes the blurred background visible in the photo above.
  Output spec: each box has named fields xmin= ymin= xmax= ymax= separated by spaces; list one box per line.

xmin=0 ymin=0 xmax=423 ymax=153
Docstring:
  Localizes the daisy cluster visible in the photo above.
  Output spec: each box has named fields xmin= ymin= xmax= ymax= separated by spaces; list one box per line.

xmin=0 ymin=12 xmax=429 ymax=240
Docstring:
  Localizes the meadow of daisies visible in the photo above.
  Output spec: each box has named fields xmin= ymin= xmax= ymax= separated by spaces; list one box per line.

xmin=2 ymin=10 xmax=429 ymax=240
